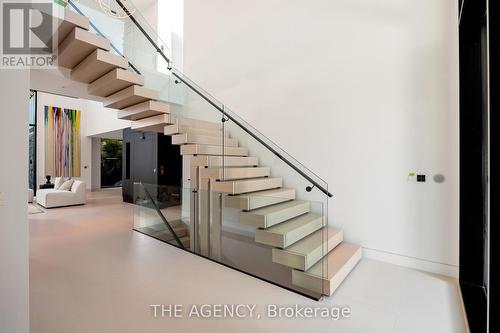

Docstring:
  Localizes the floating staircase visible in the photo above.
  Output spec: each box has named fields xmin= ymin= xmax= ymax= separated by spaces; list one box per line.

xmin=49 ymin=5 xmax=361 ymax=298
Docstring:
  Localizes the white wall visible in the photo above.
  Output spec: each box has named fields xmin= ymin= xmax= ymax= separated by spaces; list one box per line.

xmin=184 ymin=0 xmax=459 ymax=276
xmin=36 ymin=92 xmax=130 ymax=190
xmin=0 ymin=70 xmax=30 ymax=333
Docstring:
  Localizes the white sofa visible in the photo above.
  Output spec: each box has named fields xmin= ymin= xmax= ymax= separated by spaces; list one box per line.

xmin=36 ymin=180 xmax=87 ymax=208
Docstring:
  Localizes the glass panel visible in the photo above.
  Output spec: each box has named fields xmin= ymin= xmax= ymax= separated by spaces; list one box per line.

xmin=133 ymin=183 xmax=186 ymax=249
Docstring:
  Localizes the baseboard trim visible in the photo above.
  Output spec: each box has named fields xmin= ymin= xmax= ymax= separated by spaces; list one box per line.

xmin=362 ymin=247 xmax=459 ymax=278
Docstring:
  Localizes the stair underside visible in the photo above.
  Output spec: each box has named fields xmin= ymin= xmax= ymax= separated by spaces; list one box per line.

xmin=105 ymin=85 xmax=159 ymax=109
xmin=239 ymin=200 xmax=310 ymax=228
xmin=165 ymin=124 xmax=229 ymax=137
xmin=292 ymin=243 xmax=362 ymax=296
xmin=71 ymin=49 xmax=128 ymax=83
xmin=225 ymin=188 xmax=296 ymax=210
xmin=117 ymin=100 xmax=170 ymax=121
xmin=172 ymin=133 xmax=238 ymax=147
xmin=211 ymin=177 xmax=282 ymax=194
xmin=199 ymin=167 xmax=270 ymax=181
xmin=272 ymin=227 xmax=343 ymax=270
xmin=131 ymin=114 xmax=173 ymax=132
xmin=254 ymin=212 xmax=323 ymax=248
xmin=88 ymin=68 xmax=144 ymax=97
xmin=190 ymin=155 xmax=259 ymax=168
xmin=180 ymin=144 xmax=248 ymax=156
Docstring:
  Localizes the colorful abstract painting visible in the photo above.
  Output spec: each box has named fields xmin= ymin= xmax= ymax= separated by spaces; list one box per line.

xmin=45 ymin=106 xmax=81 ymax=177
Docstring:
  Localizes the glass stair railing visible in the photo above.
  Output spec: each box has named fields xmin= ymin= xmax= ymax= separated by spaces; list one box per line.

xmin=58 ymin=0 xmax=362 ymax=300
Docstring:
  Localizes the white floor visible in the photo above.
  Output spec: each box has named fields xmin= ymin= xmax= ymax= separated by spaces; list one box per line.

xmin=29 ymin=189 xmax=469 ymax=333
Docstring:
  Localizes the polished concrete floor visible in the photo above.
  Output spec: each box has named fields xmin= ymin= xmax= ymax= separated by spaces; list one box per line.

xmin=29 ymin=189 xmax=469 ymax=333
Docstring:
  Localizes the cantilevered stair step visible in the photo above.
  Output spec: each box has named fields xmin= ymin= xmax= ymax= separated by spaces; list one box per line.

xmin=211 ymin=177 xmax=282 ymax=195
xmin=292 ymin=243 xmax=362 ymax=296
xmin=272 ymin=227 xmax=343 ymax=270
xmin=165 ymin=124 xmax=229 ymax=137
xmin=191 ymin=155 xmax=259 ymax=168
xmin=172 ymin=133 xmax=238 ymax=147
xmin=57 ymin=27 xmax=110 ymax=69
xmin=71 ymin=49 xmax=128 ymax=83
xmin=47 ymin=7 xmax=89 ymax=46
xmin=240 ymin=200 xmax=310 ymax=229
xmin=117 ymin=100 xmax=170 ymax=121
xmin=199 ymin=167 xmax=270 ymax=181
xmin=225 ymin=188 xmax=296 ymax=210
xmin=254 ymin=212 xmax=323 ymax=248
xmin=170 ymin=117 xmax=222 ymax=132
xmin=180 ymin=144 xmax=248 ymax=156
xmin=105 ymin=85 xmax=159 ymax=109
xmin=88 ymin=68 xmax=144 ymax=97
xmin=131 ymin=114 xmax=173 ymax=133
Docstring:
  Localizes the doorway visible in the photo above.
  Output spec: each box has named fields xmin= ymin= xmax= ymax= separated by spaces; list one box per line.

xmin=101 ymin=138 xmax=123 ymax=188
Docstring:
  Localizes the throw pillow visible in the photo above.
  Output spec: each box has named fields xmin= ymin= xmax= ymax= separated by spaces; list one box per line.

xmin=59 ymin=179 xmax=74 ymax=191
xmin=54 ymin=177 xmax=66 ymax=189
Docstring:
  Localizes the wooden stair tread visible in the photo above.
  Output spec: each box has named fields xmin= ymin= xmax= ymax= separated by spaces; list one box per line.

xmin=117 ymin=100 xmax=170 ymax=121
xmin=254 ymin=212 xmax=323 ymax=248
xmin=105 ymin=85 xmax=159 ymax=109
xmin=225 ymin=188 xmax=296 ymax=210
xmin=57 ymin=27 xmax=110 ymax=68
xmin=71 ymin=49 xmax=128 ymax=83
xmin=199 ymin=167 xmax=270 ymax=181
xmin=272 ymin=227 xmax=343 ymax=270
xmin=239 ymin=200 xmax=310 ymax=228
xmin=292 ymin=243 xmax=362 ymax=296
xmin=89 ymin=68 xmax=144 ymax=97
xmin=180 ymin=144 xmax=248 ymax=157
xmin=165 ymin=124 xmax=229 ymax=137
xmin=172 ymin=133 xmax=238 ymax=147
xmin=190 ymin=156 xmax=258 ymax=168
xmin=172 ymin=117 xmax=222 ymax=131
xmin=131 ymin=114 xmax=173 ymax=133
xmin=211 ymin=177 xmax=282 ymax=194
